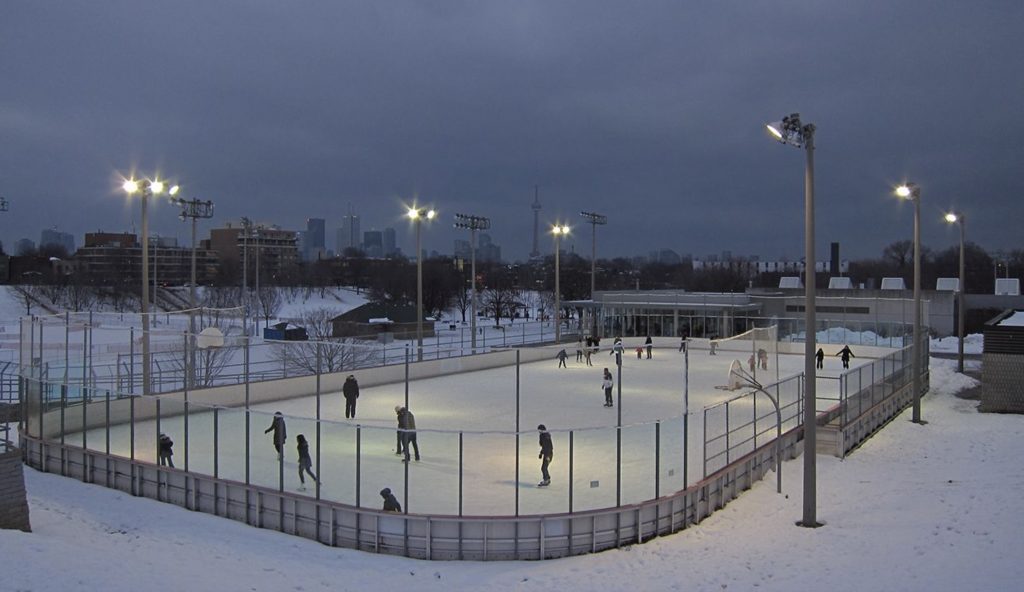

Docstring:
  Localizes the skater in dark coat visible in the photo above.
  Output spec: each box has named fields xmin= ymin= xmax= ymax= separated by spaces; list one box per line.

xmin=602 ymin=368 xmax=614 ymax=407
xmin=556 ymin=349 xmax=569 ymax=368
xmin=398 ymin=406 xmax=420 ymax=462
xmin=380 ymin=487 xmax=402 ymax=513
xmin=342 ymin=374 xmax=360 ymax=419
xmin=158 ymin=433 xmax=174 ymax=468
xmin=815 ymin=348 xmax=825 ymax=370
xmin=537 ymin=424 xmax=553 ymax=486
xmin=836 ymin=345 xmax=856 ymax=369
xmin=610 ymin=338 xmax=624 ymax=366
xmin=264 ymin=411 xmax=287 ymax=459
xmin=296 ymin=434 xmax=319 ymax=490
xmin=645 ymin=335 xmax=653 ymax=359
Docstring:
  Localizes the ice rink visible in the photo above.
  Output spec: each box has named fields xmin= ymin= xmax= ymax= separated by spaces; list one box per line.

xmin=76 ymin=340 xmax=870 ymax=516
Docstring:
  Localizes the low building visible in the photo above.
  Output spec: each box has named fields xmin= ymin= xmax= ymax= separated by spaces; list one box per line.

xmin=331 ymin=303 xmax=434 ymax=340
xmin=981 ymin=309 xmax=1024 ymax=414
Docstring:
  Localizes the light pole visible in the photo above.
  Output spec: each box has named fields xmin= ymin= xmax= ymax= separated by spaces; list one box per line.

xmin=944 ymin=212 xmax=966 ymax=373
xmin=896 ymin=183 xmax=924 ymax=423
xmin=171 ymin=196 xmax=214 ymax=387
xmin=551 ymin=223 xmax=570 ymax=343
xmin=766 ymin=112 xmax=820 ymax=527
xmin=454 ymin=213 xmax=490 ymax=354
xmin=408 ymin=206 xmax=436 ymax=362
xmin=123 ymin=177 xmax=179 ymax=397
xmin=580 ymin=211 xmax=607 ymax=337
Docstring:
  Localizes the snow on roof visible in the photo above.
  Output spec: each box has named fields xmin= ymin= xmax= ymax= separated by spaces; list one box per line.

xmin=368 ymin=317 xmax=394 ymax=324
xmin=997 ymin=311 xmax=1024 ymax=326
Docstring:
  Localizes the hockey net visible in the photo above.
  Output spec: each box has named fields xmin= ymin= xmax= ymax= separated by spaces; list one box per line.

xmin=710 ymin=325 xmax=779 ymax=386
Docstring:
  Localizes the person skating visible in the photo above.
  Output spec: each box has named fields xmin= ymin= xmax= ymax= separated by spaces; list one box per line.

xmin=394 ymin=406 xmax=405 ymax=456
xmin=635 ymin=346 xmax=643 ymax=359
xmin=380 ymin=487 xmax=402 ymax=512
xmin=342 ymin=374 xmax=360 ymax=419
xmin=757 ymin=348 xmax=768 ymax=370
xmin=296 ymin=434 xmax=319 ymax=491
xmin=815 ymin=348 xmax=825 ymax=370
xmin=602 ymin=368 xmax=614 ymax=407
xmin=645 ymin=335 xmax=653 ymax=359
xmin=264 ymin=411 xmax=287 ymax=460
xmin=836 ymin=345 xmax=856 ymax=369
xmin=158 ymin=433 xmax=174 ymax=468
xmin=576 ymin=336 xmax=584 ymax=362
xmin=584 ymin=347 xmax=593 ymax=366
xmin=556 ymin=349 xmax=569 ymax=368
xmin=397 ymin=406 xmax=420 ymax=462
xmin=537 ymin=424 xmax=553 ymax=487
xmin=610 ymin=338 xmax=624 ymax=366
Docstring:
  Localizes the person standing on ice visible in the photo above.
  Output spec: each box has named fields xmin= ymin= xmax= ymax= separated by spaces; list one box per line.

xmin=836 ymin=345 xmax=856 ymax=369
xmin=398 ymin=406 xmax=420 ymax=462
xmin=264 ymin=411 xmax=287 ymax=460
xmin=537 ymin=424 xmax=553 ymax=487
xmin=602 ymin=368 xmax=614 ymax=407
xmin=576 ymin=336 xmax=584 ymax=362
xmin=158 ymin=433 xmax=174 ymax=468
xmin=394 ymin=406 xmax=405 ymax=456
xmin=296 ymin=434 xmax=319 ymax=491
xmin=342 ymin=374 xmax=360 ymax=419
xmin=610 ymin=337 xmax=624 ymax=366
xmin=556 ymin=348 xmax=569 ymax=368
xmin=380 ymin=487 xmax=402 ymax=512
xmin=645 ymin=335 xmax=653 ymax=359
xmin=815 ymin=347 xmax=825 ymax=369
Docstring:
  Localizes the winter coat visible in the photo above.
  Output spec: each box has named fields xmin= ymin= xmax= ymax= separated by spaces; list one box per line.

xmin=381 ymin=489 xmax=402 ymax=512
xmin=538 ymin=430 xmax=553 ymax=459
xmin=265 ymin=416 xmax=287 ymax=445
xmin=297 ymin=439 xmax=312 ymax=466
xmin=158 ymin=435 xmax=173 ymax=457
xmin=602 ymin=378 xmax=613 ymax=391
xmin=398 ymin=409 xmax=417 ymax=431
xmin=342 ymin=377 xmax=360 ymax=400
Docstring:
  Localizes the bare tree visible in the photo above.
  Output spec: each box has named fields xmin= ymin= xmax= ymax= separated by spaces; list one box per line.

xmin=481 ymin=287 xmax=522 ymax=327
xmin=273 ymin=307 xmax=379 ymax=374
xmin=257 ymin=286 xmax=283 ymax=328
xmin=453 ymin=288 xmax=471 ymax=323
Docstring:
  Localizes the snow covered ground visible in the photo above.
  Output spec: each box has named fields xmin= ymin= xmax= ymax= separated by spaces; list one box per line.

xmin=5 ymin=354 xmax=1023 ymax=591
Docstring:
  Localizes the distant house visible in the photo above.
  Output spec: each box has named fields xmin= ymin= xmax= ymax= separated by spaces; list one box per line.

xmin=331 ymin=303 xmax=434 ymax=340
xmin=263 ymin=322 xmax=308 ymax=341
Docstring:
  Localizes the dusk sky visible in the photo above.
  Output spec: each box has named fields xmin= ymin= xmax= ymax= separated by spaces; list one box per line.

xmin=2 ymin=1 xmax=1021 ymax=263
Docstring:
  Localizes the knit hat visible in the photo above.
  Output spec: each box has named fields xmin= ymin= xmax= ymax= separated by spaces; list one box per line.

xmin=537 ymin=424 xmax=546 ymax=431
xmin=380 ymin=488 xmax=391 ymax=496
xmin=395 ymin=405 xmax=402 ymax=413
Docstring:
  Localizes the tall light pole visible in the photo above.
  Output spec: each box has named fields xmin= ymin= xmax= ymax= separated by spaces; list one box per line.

xmin=408 ymin=206 xmax=436 ymax=361
xmin=766 ymin=112 xmax=820 ymax=528
xmin=171 ymin=196 xmax=214 ymax=387
xmin=454 ymin=213 xmax=490 ymax=354
xmin=551 ymin=223 xmax=570 ymax=343
xmin=945 ymin=212 xmax=966 ymax=373
xmin=123 ymin=177 xmax=179 ymax=397
xmin=896 ymin=183 xmax=924 ymax=423
xmin=580 ymin=211 xmax=607 ymax=337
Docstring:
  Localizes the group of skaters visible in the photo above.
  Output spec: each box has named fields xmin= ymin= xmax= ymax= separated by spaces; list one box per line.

xmin=816 ymin=345 xmax=856 ymax=369
xmin=557 ymin=335 xmax=605 ymax=368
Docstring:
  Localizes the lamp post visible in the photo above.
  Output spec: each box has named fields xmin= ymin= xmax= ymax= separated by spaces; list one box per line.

xmin=580 ymin=211 xmax=607 ymax=337
xmin=896 ymin=183 xmax=924 ymax=423
xmin=551 ymin=224 xmax=570 ymax=343
xmin=454 ymin=213 xmax=490 ymax=354
xmin=944 ymin=212 xmax=966 ymax=373
xmin=766 ymin=112 xmax=820 ymax=528
xmin=171 ymin=196 xmax=214 ymax=387
xmin=408 ymin=206 xmax=436 ymax=361
xmin=123 ymin=178 xmax=179 ymax=397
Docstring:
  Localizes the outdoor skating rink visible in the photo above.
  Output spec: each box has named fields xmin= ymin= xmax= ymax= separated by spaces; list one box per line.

xmin=78 ymin=343 xmax=869 ymax=516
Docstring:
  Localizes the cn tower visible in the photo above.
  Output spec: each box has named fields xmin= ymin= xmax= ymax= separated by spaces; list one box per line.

xmin=530 ymin=185 xmax=542 ymax=259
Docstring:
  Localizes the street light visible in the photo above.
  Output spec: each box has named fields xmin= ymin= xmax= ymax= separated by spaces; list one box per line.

xmin=551 ymin=223 xmax=570 ymax=343
xmin=944 ymin=211 xmax=966 ymax=374
xmin=896 ymin=183 xmax=924 ymax=424
xmin=580 ymin=211 xmax=607 ymax=337
xmin=123 ymin=177 xmax=179 ymax=397
xmin=454 ymin=213 xmax=490 ymax=354
xmin=408 ymin=206 xmax=436 ymax=361
xmin=171 ymin=196 xmax=214 ymax=388
xmin=765 ymin=112 xmax=820 ymax=528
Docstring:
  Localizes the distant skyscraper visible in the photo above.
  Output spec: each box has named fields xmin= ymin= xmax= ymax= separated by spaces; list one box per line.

xmin=337 ymin=208 xmax=361 ymax=254
xmin=382 ymin=227 xmax=397 ymax=256
xmin=363 ymin=230 xmax=383 ymax=258
xmin=530 ymin=186 xmax=541 ymax=259
xmin=15 ymin=238 xmax=35 ymax=255
xmin=305 ymin=218 xmax=325 ymax=260
xmin=40 ymin=228 xmax=75 ymax=254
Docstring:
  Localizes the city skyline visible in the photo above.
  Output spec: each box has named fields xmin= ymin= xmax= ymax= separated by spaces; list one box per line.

xmin=2 ymin=3 xmax=1022 ymax=263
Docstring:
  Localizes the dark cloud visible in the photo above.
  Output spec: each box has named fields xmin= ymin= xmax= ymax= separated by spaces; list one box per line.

xmin=2 ymin=1 xmax=1021 ymax=262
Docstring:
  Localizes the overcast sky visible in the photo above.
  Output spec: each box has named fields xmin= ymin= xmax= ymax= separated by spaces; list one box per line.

xmin=2 ymin=1 xmax=1021 ymax=263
